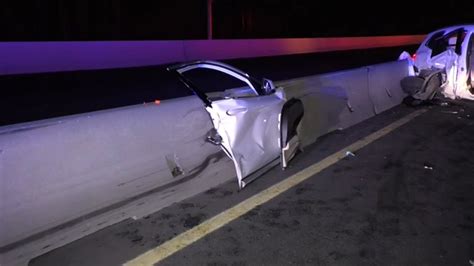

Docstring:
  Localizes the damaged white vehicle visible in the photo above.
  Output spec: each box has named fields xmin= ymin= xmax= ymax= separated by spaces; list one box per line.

xmin=168 ymin=57 xmax=410 ymax=189
xmin=400 ymin=25 xmax=474 ymax=101
xmin=168 ymin=61 xmax=304 ymax=189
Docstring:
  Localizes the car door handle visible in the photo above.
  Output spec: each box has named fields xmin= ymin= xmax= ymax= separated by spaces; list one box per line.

xmin=226 ymin=108 xmax=248 ymax=116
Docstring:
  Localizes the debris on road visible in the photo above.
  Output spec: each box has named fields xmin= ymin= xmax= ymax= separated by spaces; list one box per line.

xmin=423 ymin=163 xmax=434 ymax=170
xmin=441 ymin=111 xmax=458 ymax=114
xmin=345 ymin=151 xmax=356 ymax=157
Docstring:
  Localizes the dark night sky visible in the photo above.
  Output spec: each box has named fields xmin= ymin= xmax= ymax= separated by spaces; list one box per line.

xmin=1 ymin=1 xmax=474 ymax=41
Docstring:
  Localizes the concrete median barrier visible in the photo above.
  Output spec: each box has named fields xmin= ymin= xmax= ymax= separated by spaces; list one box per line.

xmin=368 ymin=60 xmax=410 ymax=114
xmin=0 ymin=96 xmax=235 ymax=251
xmin=277 ymin=59 xmax=409 ymax=147
xmin=0 ymin=59 xmax=410 ymax=264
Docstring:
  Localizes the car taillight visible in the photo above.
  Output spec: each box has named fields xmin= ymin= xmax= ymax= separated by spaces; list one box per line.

xmin=412 ymin=53 xmax=417 ymax=61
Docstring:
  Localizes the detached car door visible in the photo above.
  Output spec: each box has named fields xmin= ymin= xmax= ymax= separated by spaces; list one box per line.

xmin=168 ymin=61 xmax=291 ymax=189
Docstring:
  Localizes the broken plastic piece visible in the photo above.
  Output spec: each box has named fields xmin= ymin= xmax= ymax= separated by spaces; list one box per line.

xmin=206 ymin=128 xmax=222 ymax=145
xmin=441 ymin=111 xmax=458 ymax=114
xmin=423 ymin=163 xmax=434 ymax=170
xmin=345 ymin=151 xmax=356 ymax=157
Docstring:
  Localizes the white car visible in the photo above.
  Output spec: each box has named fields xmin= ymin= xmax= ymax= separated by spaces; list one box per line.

xmin=401 ymin=25 xmax=474 ymax=100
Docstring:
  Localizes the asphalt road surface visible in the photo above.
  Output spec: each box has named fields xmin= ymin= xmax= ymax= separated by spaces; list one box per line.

xmin=30 ymin=100 xmax=474 ymax=266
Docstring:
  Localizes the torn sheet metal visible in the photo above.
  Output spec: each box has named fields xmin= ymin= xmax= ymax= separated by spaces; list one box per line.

xmin=205 ymin=95 xmax=285 ymax=188
xmin=280 ymin=98 xmax=304 ymax=169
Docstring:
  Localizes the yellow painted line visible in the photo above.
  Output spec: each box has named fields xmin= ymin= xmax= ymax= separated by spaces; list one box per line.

xmin=125 ymin=109 xmax=427 ymax=266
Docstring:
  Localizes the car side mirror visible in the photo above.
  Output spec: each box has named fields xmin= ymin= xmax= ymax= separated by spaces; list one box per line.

xmin=262 ymin=78 xmax=276 ymax=95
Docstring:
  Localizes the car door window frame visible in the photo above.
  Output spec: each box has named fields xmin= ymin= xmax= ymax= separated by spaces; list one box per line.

xmin=168 ymin=61 xmax=264 ymax=106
